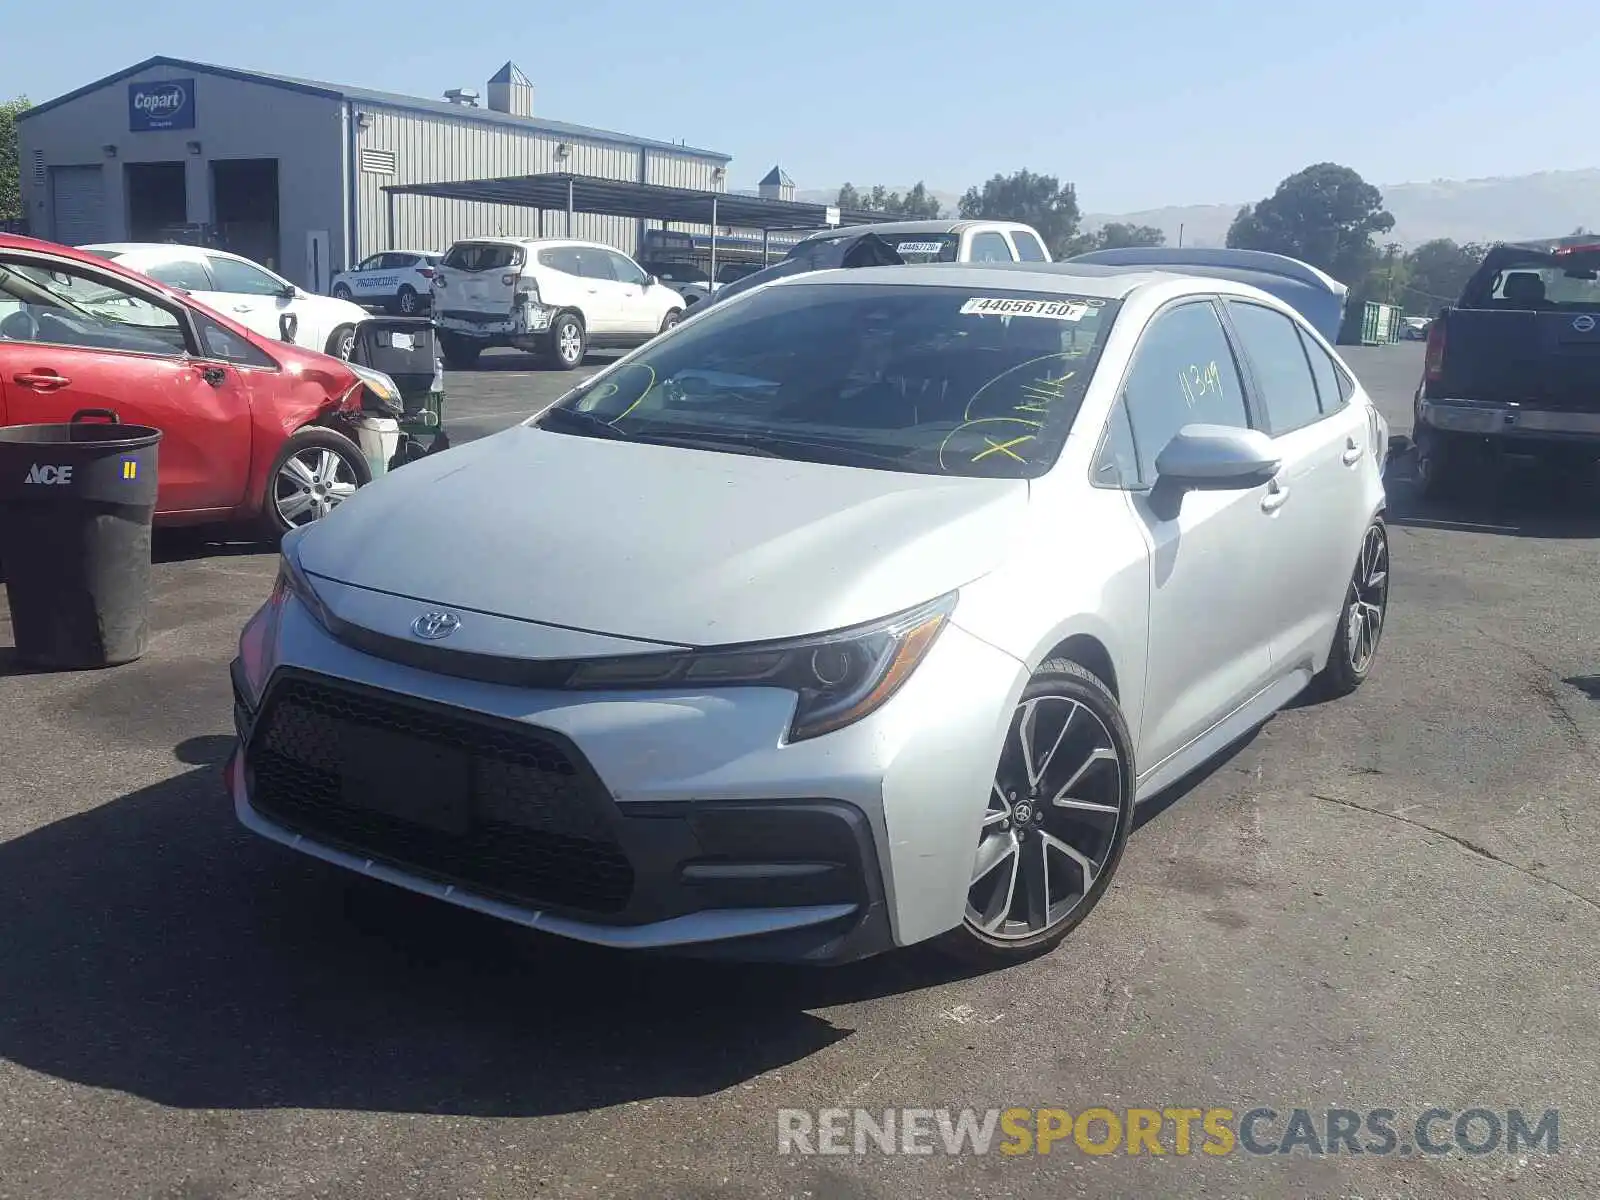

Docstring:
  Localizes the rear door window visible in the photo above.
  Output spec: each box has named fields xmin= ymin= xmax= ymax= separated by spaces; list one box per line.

xmin=1299 ymin=328 xmax=1348 ymax=413
xmin=204 ymin=256 xmax=287 ymax=296
xmin=1224 ymin=300 xmax=1323 ymax=435
xmin=969 ymin=231 xmax=1016 ymax=263
xmin=576 ymin=250 xmax=616 ymax=281
xmin=538 ymin=247 xmax=582 ymax=276
xmin=1011 ymin=231 xmax=1049 ymax=262
xmin=142 ymin=257 xmax=214 ymax=291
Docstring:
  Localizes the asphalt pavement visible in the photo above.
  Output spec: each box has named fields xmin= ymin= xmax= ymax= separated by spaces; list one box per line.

xmin=1 ymin=342 xmax=1596 ymax=1199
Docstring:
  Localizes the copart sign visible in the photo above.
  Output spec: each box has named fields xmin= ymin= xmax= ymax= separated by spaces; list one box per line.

xmin=128 ymin=79 xmax=196 ymax=131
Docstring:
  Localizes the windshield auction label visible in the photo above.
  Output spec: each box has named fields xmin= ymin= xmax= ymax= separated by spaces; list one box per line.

xmin=960 ymin=297 xmax=1090 ymax=321
xmin=897 ymin=241 xmax=947 ymax=254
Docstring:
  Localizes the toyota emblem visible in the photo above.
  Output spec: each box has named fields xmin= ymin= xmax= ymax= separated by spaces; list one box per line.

xmin=411 ymin=611 xmax=461 ymax=640
xmin=1574 ymin=314 xmax=1596 ymax=333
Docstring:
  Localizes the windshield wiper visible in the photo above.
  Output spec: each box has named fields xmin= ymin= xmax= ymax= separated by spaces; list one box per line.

xmin=627 ymin=431 xmax=785 ymax=458
xmin=535 ymin=407 xmax=630 ymax=439
xmin=537 ymin=410 xmax=780 ymax=458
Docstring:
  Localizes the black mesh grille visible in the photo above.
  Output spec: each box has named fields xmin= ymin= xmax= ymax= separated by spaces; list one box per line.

xmin=247 ymin=675 xmax=633 ymax=913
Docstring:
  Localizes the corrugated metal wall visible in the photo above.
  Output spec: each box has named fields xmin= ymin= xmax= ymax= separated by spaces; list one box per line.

xmin=640 ymin=151 xmax=720 ymax=245
xmin=354 ymin=105 xmax=726 ymax=260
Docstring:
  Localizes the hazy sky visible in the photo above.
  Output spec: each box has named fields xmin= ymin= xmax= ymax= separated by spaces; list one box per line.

xmin=12 ymin=0 xmax=1600 ymax=213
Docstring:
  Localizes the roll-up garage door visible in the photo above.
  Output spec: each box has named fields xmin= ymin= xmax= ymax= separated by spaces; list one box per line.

xmin=50 ymin=166 xmax=107 ymax=246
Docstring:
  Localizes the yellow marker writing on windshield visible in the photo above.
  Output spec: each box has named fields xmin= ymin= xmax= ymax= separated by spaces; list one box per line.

xmin=973 ymin=435 xmax=1032 ymax=463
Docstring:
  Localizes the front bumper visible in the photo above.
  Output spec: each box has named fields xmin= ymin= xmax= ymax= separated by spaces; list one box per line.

xmin=228 ymin=598 xmax=1027 ymax=963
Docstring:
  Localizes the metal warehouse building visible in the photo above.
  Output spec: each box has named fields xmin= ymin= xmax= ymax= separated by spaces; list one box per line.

xmin=16 ymin=56 xmax=731 ymax=291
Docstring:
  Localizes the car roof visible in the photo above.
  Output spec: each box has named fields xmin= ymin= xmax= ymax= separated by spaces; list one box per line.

xmin=797 ymin=219 xmax=1035 ymax=243
xmin=84 ymin=242 xmax=251 ymax=264
xmin=762 ymin=262 xmax=1194 ymax=301
xmin=445 ymin=237 xmax=619 ymax=250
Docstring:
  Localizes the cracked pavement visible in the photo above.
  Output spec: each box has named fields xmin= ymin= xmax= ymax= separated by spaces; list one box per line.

xmin=1 ymin=343 xmax=1596 ymax=1199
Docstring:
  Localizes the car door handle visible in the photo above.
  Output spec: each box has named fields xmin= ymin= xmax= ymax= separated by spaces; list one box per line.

xmin=232 ymin=304 xmax=253 ymax=313
xmin=13 ymin=370 xmax=70 ymax=391
xmin=1342 ymin=437 xmax=1364 ymax=466
xmin=1260 ymin=480 xmax=1291 ymax=513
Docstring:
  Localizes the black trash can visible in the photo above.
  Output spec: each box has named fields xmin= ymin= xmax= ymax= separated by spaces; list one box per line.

xmin=0 ymin=409 xmax=163 ymax=669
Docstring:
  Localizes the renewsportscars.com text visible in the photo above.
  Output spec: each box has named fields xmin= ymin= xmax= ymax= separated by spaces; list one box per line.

xmin=776 ymin=1106 xmax=1560 ymax=1158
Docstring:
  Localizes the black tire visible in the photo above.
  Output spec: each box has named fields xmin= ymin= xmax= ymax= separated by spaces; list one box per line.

xmin=325 ymin=323 xmax=356 ymax=360
xmin=545 ymin=312 xmax=586 ymax=370
xmin=257 ymin=426 xmax=372 ymax=541
xmin=332 ymin=284 xmax=353 ymax=301
xmin=659 ymin=309 xmax=683 ymax=335
xmin=1312 ymin=517 xmax=1389 ymax=701
xmin=939 ymin=658 xmax=1135 ymax=967
xmin=396 ymin=285 xmax=420 ymax=315
xmin=439 ymin=333 xmax=482 ymax=370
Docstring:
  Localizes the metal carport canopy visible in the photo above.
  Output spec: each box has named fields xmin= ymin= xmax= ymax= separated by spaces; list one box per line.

xmin=382 ymin=171 xmax=896 ymax=272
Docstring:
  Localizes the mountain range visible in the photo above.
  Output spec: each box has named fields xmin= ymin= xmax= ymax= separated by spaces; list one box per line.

xmin=794 ymin=168 xmax=1600 ymax=249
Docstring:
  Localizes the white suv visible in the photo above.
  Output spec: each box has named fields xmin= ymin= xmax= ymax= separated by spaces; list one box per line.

xmin=432 ymin=238 xmax=685 ymax=370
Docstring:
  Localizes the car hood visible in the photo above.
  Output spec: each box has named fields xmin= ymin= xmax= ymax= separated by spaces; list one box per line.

xmin=295 ymin=424 xmax=1030 ymax=649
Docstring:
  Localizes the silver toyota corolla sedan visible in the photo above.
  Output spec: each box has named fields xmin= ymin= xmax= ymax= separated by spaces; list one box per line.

xmin=227 ymin=262 xmax=1390 ymax=966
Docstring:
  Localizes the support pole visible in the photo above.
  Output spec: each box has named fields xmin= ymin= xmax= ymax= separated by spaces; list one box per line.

xmin=762 ymin=228 xmax=770 ymax=265
xmin=385 ymin=190 xmax=395 ymax=248
xmin=566 ymin=177 xmax=575 ymax=237
xmin=709 ymin=196 xmax=719 ymax=286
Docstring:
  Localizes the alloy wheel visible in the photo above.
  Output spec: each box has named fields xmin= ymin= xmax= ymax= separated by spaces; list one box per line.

xmin=558 ymin=321 xmax=583 ymax=365
xmin=1346 ymin=522 xmax=1389 ymax=674
xmin=965 ymin=694 xmax=1127 ymax=940
xmin=274 ymin=446 xmax=359 ymax=527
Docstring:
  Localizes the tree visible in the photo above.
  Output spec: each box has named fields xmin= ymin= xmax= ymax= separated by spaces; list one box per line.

xmin=836 ymin=181 xmax=943 ymax=218
xmin=958 ymin=169 xmax=1082 ymax=258
xmin=1 ymin=95 xmax=28 ymax=224
xmin=1400 ymin=238 xmax=1487 ymax=315
xmin=1088 ymin=221 xmax=1166 ymax=251
xmin=1226 ymin=162 xmax=1394 ymax=285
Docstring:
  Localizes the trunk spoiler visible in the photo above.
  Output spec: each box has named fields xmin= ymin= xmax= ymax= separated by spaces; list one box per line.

xmin=1065 ymin=247 xmax=1350 ymax=345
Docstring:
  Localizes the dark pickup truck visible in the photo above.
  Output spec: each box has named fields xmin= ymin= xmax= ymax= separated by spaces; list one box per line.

xmin=1414 ymin=241 xmax=1600 ymax=497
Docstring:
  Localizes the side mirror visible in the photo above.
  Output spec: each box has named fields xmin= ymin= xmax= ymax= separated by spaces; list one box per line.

xmin=646 ymin=275 xmax=659 ymax=288
xmin=278 ymin=284 xmax=298 ymax=299
xmin=1154 ymin=424 xmax=1280 ymax=491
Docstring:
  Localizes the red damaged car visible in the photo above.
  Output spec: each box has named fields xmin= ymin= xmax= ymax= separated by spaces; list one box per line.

xmin=0 ymin=234 xmax=402 ymax=537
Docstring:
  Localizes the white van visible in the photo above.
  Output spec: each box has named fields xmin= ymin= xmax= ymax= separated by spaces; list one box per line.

xmin=431 ymin=238 xmax=686 ymax=370
xmin=788 ymin=219 xmax=1054 ymax=266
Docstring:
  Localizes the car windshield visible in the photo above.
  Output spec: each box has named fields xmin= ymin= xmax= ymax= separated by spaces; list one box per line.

xmin=536 ymin=282 xmax=1120 ymax=479
xmin=716 ymin=263 xmax=761 ymax=284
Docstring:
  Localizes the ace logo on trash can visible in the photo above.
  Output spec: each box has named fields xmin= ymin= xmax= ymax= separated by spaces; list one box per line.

xmin=24 ymin=463 xmax=74 ymax=486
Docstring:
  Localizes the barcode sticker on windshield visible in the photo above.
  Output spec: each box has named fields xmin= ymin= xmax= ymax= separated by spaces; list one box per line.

xmin=897 ymin=241 xmax=946 ymax=254
xmin=960 ymin=297 xmax=1090 ymax=321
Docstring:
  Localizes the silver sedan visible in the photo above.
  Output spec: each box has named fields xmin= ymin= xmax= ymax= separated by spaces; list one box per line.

xmin=228 ymin=263 xmax=1390 ymax=966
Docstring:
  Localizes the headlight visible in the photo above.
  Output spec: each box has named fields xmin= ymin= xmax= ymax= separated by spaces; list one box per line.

xmin=564 ymin=594 xmax=955 ymax=742
xmin=237 ymin=572 xmax=289 ymax=708
xmin=349 ymin=362 xmax=404 ymax=417
xmin=237 ymin=535 xmax=330 ymax=707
